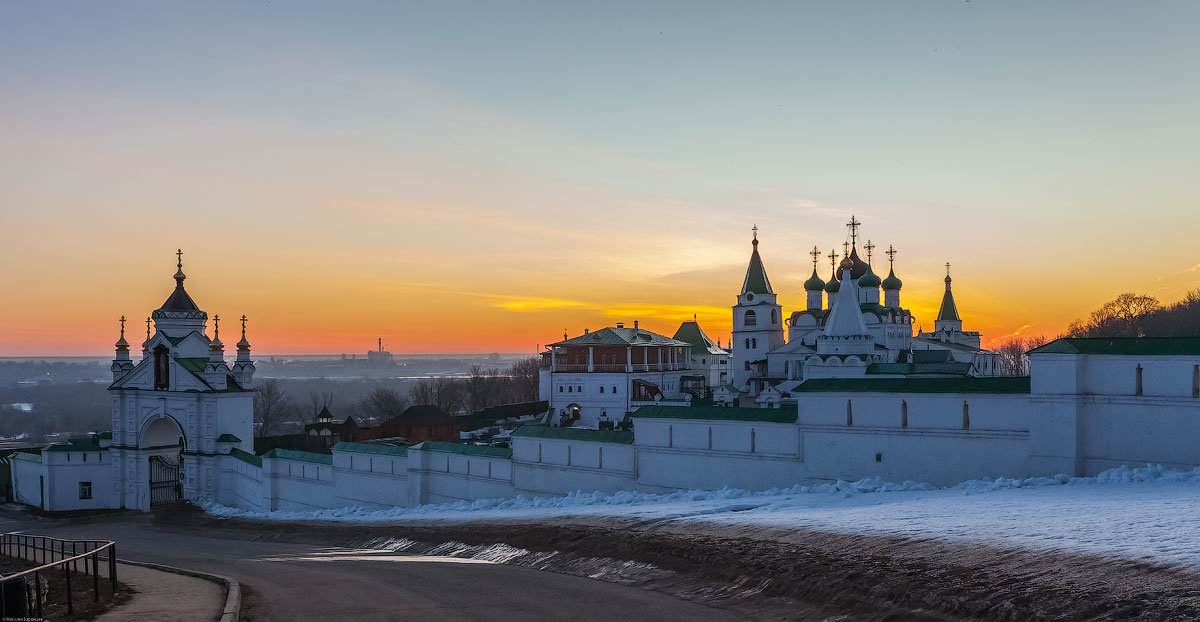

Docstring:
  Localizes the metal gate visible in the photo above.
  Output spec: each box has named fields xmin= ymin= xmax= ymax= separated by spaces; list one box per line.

xmin=148 ymin=455 xmax=181 ymax=506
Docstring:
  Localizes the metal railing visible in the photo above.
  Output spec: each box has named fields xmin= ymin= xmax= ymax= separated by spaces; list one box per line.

xmin=0 ymin=532 xmax=117 ymax=619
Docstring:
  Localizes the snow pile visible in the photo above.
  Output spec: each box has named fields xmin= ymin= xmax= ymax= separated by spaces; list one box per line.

xmin=203 ymin=464 xmax=1200 ymax=569
xmin=203 ymin=464 xmax=1198 ymax=521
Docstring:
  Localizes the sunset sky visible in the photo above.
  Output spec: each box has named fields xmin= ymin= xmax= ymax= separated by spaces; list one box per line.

xmin=2 ymin=2 xmax=1199 ymax=356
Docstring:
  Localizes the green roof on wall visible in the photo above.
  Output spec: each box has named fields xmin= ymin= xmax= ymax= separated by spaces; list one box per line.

xmin=410 ymin=441 xmax=512 ymax=458
xmin=331 ymin=441 xmax=409 ymax=457
xmin=793 ymin=376 xmax=1031 ymax=394
xmin=632 ymin=405 xmax=798 ymax=423
xmin=1028 ymin=337 xmax=1200 ymax=356
xmin=262 ymin=448 xmax=332 ymax=464
xmin=511 ymin=424 xmax=634 ymax=444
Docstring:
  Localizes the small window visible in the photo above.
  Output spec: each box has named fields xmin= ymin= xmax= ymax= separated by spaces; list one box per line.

xmin=568 ymin=386 xmax=572 ymax=393
xmin=744 ymin=361 xmax=751 ymax=371
xmin=599 ymin=386 xmax=605 ymax=393
xmin=752 ymin=338 xmax=757 ymax=349
xmin=612 ymin=385 xmax=617 ymax=393
xmin=559 ymin=386 xmax=563 ymax=392
xmin=771 ymin=309 xmax=778 ymax=324
xmin=577 ymin=385 xmax=582 ymax=392
xmin=83 ymin=453 xmax=87 ymax=462
xmin=744 ymin=310 xmax=757 ymax=326
xmin=79 ymin=482 xmax=92 ymax=500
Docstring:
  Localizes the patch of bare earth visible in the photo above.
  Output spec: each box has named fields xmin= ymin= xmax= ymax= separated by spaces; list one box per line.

xmin=156 ymin=505 xmax=1200 ymax=621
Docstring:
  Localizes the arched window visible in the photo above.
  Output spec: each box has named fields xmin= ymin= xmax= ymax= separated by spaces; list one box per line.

xmin=559 ymin=386 xmax=563 ymax=392
xmin=744 ymin=310 xmax=757 ymax=326
xmin=612 ymin=385 xmax=618 ymax=393
xmin=568 ymin=386 xmax=572 ymax=393
xmin=599 ymin=386 xmax=605 ymax=394
xmin=751 ymin=338 xmax=757 ymax=349
xmin=153 ymin=344 xmax=170 ymax=390
xmin=771 ymin=309 xmax=778 ymax=324
xmin=744 ymin=338 xmax=750 ymax=349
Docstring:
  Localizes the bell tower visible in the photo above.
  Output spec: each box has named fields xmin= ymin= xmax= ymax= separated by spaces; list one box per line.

xmin=732 ymin=226 xmax=784 ymax=391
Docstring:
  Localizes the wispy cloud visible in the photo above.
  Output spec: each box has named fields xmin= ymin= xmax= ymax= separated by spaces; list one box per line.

xmin=492 ymin=297 xmax=593 ymax=312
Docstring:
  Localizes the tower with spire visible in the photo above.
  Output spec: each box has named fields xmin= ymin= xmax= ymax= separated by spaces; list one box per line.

xmin=732 ymin=226 xmax=785 ymax=390
xmin=105 ymin=250 xmax=256 ymax=511
xmin=935 ymin=263 xmax=963 ymax=333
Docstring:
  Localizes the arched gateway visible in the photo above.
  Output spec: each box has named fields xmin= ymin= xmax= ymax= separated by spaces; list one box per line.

xmin=104 ymin=252 xmax=257 ymax=511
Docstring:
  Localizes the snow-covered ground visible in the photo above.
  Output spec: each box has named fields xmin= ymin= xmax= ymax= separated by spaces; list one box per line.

xmin=204 ymin=464 xmax=1200 ymax=570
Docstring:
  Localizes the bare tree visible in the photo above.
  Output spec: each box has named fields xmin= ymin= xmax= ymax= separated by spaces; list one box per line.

xmin=996 ymin=335 xmax=1048 ymax=376
xmin=508 ymin=357 xmax=541 ymax=402
xmin=434 ymin=377 xmax=466 ymax=415
xmin=1069 ymin=293 xmax=1161 ymax=337
xmin=358 ymin=387 xmax=408 ymax=422
xmin=305 ymin=390 xmax=335 ymax=423
xmin=410 ymin=379 xmax=437 ymax=407
xmin=254 ymin=379 xmax=290 ymax=436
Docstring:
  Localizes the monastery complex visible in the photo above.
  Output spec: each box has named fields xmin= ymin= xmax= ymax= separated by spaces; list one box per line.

xmin=10 ymin=229 xmax=1200 ymax=513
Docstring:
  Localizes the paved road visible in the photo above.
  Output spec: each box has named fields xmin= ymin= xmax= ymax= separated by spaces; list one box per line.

xmin=0 ymin=513 xmax=747 ymax=621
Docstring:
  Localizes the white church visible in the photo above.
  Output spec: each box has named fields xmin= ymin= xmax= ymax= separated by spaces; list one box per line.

xmin=10 ymin=242 xmax=1200 ymax=514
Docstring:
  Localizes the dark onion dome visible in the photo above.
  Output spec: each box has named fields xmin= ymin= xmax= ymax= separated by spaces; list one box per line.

xmin=804 ymin=268 xmax=826 ymax=291
xmin=154 ymin=252 xmax=207 ymax=320
xmin=882 ymin=268 xmax=903 ymax=290
xmin=836 ymin=246 xmax=870 ymax=281
xmin=858 ymin=263 xmax=881 ymax=288
xmin=824 ymin=270 xmax=840 ymax=293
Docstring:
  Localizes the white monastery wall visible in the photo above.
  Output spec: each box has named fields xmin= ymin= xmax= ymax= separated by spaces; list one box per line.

xmin=263 ymin=456 xmax=336 ymax=511
xmin=634 ymin=418 xmax=808 ymax=490
xmin=40 ymin=451 xmax=114 ymax=512
xmin=510 ymin=436 xmax=636 ymax=495
xmin=330 ymin=449 xmax=409 ymax=509
xmin=216 ymin=456 xmax=268 ymax=511
xmin=10 ymin=459 xmax=45 ymax=508
xmin=407 ymin=447 xmax=517 ymax=505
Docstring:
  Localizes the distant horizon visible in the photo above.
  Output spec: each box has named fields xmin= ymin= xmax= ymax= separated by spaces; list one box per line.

xmin=0 ymin=351 xmax=541 ymax=361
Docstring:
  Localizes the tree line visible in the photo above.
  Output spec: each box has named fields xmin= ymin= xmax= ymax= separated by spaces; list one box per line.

xmin=255 ymin=357 xmax=541 ymax=436
xmin=990 ymin=289 xmax=1200 ymax=377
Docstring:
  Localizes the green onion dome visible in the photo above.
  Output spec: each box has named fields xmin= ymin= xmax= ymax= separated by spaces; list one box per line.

xmin=858 ymin=264 xmax=881 ymax=288
xmin=882 ymin=268 xmax=903 ymax=291
xmin=825 ymin=272 xmax=840 ymax=293
xmin=804 ymin=269 xmax=826 ymax=291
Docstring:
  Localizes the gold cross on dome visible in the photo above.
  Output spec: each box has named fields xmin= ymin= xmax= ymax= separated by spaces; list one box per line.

xmin=946 ymin=262 xmax=951 ymax=277
xmin=751 ymin=224 xmax=758 ymax=242
xmin=119 ymin=315 xmax=126 ymax=335
xmin=842 ymin=240 xmax=850 ymax=257
xmin=145 ymin=317 xmax=151 ymax=337
xmin=213 ymin=315 xmax=220 ymax=339
xmin=809 ymin=246 xmax=821 ymax=269
xmin=176 ymin=248 xmax=183 ymax=268
xmin=846 ymin=215 xmax=861 ymax=246
xmin=864 ymin=239 xmax=875 ymax=264
xmin=240 ymin=315 xmax=248 ymax=336
xmin=885 ymin=244 xmax=897 ymax=268
xmin=827 ymin=249 xmax=838 ymax=271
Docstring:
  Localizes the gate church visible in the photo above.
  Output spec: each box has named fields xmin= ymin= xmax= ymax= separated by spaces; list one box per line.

xmin=13 ymin=252 xmax=256 ymax=512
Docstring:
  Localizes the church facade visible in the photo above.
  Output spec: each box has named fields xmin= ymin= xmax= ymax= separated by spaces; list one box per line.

xmin=737 ymin=218 xmax=1000 ymax=400
xmin=11 ymin=253 xmax=256 ymax=512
